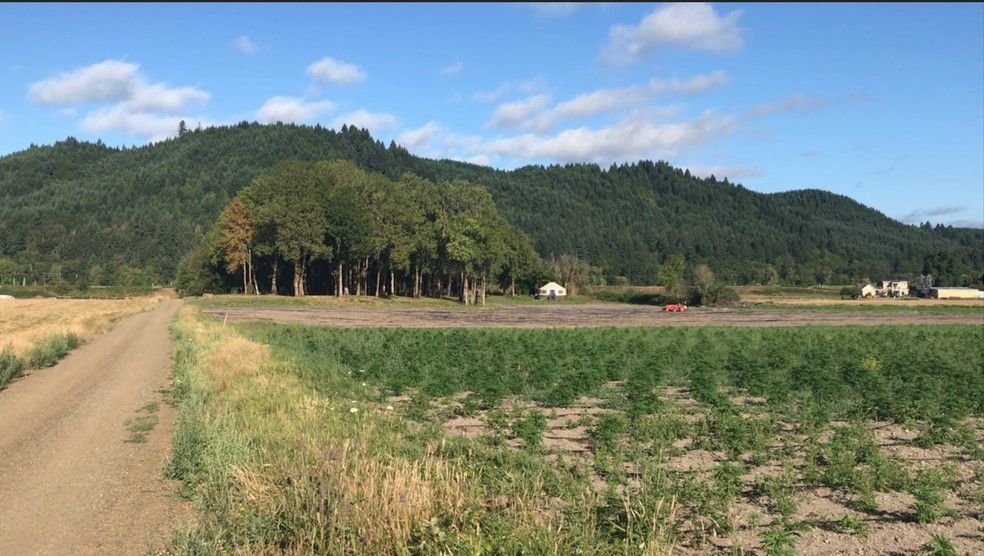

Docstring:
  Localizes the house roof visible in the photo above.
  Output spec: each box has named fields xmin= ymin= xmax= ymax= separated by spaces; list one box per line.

xmin=539 ymin=282 xmax=565 ymax=290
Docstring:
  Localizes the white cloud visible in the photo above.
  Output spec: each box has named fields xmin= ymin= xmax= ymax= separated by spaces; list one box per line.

xmin=232 ymin=36 xmax=259 ymax=54
xmin=307 ymin=57 xmax=367 ymax=85
xmin=473 ymin=82 xmax=511 ymax=102
xmin=746 ymin=92 xmax=827 ymax=119
xmin=28 ymin=60 xmax=139 ymax=104
xmin=481 ymin=111 xmax=736 ymax=164
xmin=79 ymin=104 xmax=203 ymax=142
xmin=480 ymin=71 xmax=725 ymax=134
xmin=332 ymin=109 xmax=399 ymax=134
xmin=553 ymin=86 xmax=645 ymax=120
xmin=26 ymin=59 xmax=212 ymax=143
xmin=487 ymin=94 xmax=553 ymax=129
xmin=256 ymin=96 xmax=336 ymax=123
xmin=396 ymin=121 xmax=444 ymax=151
xmin=649 ymin=70 xmax=730 ymax=96
xmin=605 ymin=3 xmax=744 ymax=63
xmin=126 ymin=83 xmax=209 ymax=114
xmin=440 ymin=61 xmax=463 ymax=76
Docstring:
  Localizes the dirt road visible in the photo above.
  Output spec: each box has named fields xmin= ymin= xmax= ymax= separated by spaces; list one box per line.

xmin=0 ymin=299 xmax=190 ymax=556
xmin=201 ymin=303 xmax=984 ymax=328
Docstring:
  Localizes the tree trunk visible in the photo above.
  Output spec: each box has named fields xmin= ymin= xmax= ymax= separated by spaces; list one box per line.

xmin=413 ymin=266 xmax=421 ymax=298
xmin=270 ymin=257 xmax=278 ymax=295
xmin=336 ymin=260 xmax=344 ymax=297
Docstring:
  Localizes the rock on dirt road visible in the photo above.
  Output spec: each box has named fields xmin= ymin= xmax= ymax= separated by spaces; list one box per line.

xmin=0 ymin=299 xmax=190 ymax=556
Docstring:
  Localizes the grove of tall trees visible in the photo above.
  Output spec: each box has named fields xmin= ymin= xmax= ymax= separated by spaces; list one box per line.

xmin=177 ymin=160 xmax=542 ymax=303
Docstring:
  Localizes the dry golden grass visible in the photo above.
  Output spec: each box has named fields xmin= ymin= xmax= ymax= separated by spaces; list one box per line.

xmin=202 ymin=336 xmax=269 ymax=390
xmin=0 ymin=297 xmax=163 ymax=357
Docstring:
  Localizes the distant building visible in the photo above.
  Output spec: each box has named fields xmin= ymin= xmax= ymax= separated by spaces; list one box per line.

xmin=876 ymin=280 xmax=909 ymax=297
xmin=928 ymin=287 xmax=983 ymax=299
xmin=860 ymin=283 xmax=878 ymax=298
xmin=536 ymin=282 xmax=566 ymax=300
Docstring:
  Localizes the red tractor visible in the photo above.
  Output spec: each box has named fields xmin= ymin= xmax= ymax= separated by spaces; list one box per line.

xmin=663 ymin=303 xmax=687 ymax=312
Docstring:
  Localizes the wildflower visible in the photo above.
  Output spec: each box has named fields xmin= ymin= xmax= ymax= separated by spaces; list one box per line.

xmin=350 ymin=407 xmax=359 ymax=414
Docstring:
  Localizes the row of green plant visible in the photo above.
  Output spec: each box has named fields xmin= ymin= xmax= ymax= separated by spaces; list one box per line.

xmin=238 ymin=323 xmax=984 ymax=424
xmin=160 ymin=315 xmax=983 ymax=554
xmin=0 ymin=332 xmax=79 ymax=390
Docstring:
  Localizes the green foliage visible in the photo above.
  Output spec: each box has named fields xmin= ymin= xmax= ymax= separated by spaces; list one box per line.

xmin=26 ymin=332 xmax=78 ymax=369
xmin=0 ymin=348 xmax=26 ymax=390
xmin=510 ymin=409 xmax=547 ymax=452
xmin=759 ymin=526 xmax=800 ymax=556
xmin=831 ymin=514 xmax=870 ymax=537
xmin=923 ymin=534 xmax=958 ymax=556
xmin=2 ymin=124 xmax=981 ymax=290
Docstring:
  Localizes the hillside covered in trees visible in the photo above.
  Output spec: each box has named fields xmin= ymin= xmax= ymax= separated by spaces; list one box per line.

xmin=0 ymin=122 xmax=981 ymax=294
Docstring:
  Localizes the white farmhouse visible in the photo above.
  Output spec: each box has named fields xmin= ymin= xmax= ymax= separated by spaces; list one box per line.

xmin=536 ymin=282 xmax=566 ymax=300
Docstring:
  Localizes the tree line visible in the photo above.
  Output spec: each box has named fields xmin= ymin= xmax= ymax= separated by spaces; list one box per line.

xmin=1 ymin=123 xmax=981 ymax=293
xmin=175 ymin=160 xmax=543 ymax=303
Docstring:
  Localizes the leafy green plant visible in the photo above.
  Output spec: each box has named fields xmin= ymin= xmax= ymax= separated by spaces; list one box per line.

xmin=589 ymin=413 xmax=626 ymax=452
xmin=923 ymin=533 xmax=958 ymax=556
xmin=912 ymin=481 xmax=948 ymax=524
xmin=831 ymin=514 xmax=869 ymax=537
xmin=759 ymin=526 xmax=799 ymax=556
xmin=510 ymin=409 xmax=547 ymax=452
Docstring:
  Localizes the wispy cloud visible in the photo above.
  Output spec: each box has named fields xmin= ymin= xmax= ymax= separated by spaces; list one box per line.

xmin=396 ymin=121 xmax=444 ymax=151
xmin=307 ymin=57 xmax=367 ymax=85
xmin=487 ymin=94 xmax=552 ymax=129
xmin=440 ymin=61 xmax=463 ymax=76
xmin=899 ymin=206 xmax=967 ymax=224
xmin=256 ymin=96 xmax=336 ymax=124
xmin=746 ymin=92 xmax=828 ymax=119
xmin=648 ymin=71 xmax=730 ymax=96
xmin=479 ymin=110 xmax=736 ymax=165
xmin=473 ymin=82 xmax=511 ymax=102
xmin=604 ymin=3 xmax=744 ymax=64
xmin=332 ymin=109 xmax=399 ymax=135
xmin=231 ymin=36 xmax=259 ymax=55
xmin=483 ymin=71 xmax=728 ymax=133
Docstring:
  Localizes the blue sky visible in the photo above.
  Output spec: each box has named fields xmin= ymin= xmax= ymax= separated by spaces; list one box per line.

xmin=2 ymin=2 xmax=982 ymax=228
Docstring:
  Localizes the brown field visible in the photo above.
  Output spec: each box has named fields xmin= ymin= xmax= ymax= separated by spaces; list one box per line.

xmin=0 ymin=295 xmax=165 ymax=357
xmin=200 ymin=300 xmax=984 ymax=329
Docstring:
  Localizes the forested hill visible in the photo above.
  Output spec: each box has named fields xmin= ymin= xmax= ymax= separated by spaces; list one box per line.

xmin=0 ymin=122 xmax=980 ymax=288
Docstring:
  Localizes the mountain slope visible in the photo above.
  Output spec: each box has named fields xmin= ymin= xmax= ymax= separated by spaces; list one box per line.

xmin=0 ymin=123 xmax=979 ymax=287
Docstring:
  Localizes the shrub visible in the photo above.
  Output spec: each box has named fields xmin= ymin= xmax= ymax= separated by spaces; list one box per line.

xmin=26 ymin=332 xmax=79 ymax=369
xmin=0 ymin=348 xmax=26 ymax=390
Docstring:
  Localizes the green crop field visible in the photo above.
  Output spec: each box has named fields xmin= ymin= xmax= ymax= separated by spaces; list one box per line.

xmin=158 ymin=308 xmax=984 ymax=555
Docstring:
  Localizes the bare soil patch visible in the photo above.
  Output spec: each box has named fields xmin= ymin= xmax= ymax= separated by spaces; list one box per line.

xmin=202 ymin=302 xmax=983 ymax=328
xmin=395 ymin=385 xmax=984 ymax=556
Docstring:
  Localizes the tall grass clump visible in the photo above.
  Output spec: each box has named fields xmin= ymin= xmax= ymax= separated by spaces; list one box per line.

xmin=0 ymin=348 xmax=26 ymax=390
xmin=25 ymin=332 xmax=78 ymax=369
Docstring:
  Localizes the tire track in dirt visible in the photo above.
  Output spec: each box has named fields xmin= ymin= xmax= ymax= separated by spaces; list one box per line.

xmin=0 ymin=299 xmax=191 ymax=556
